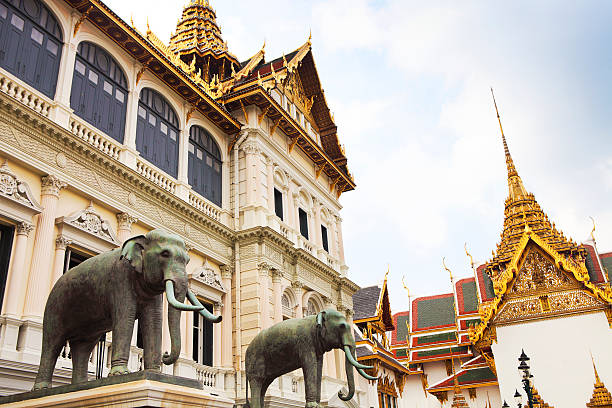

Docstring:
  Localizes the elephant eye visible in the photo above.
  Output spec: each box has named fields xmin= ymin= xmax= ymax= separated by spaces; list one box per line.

xmin=160 ymin=250 xmax=171 ymax=258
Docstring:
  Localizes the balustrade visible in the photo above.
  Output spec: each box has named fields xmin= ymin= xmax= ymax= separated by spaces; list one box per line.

xmin=69 ymin=116 xmax=122 ymax=160
xmin=0 ymin=72 xmax=51 ymax=117
xmin=135 ymin=159 xmax=177 ymax=194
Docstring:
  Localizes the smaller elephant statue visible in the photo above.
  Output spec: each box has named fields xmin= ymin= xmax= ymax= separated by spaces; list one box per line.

xmin=245 ymin=309 xmax=377 ymax=408
xmin=33 ymin=229 xmax=222 ymax=390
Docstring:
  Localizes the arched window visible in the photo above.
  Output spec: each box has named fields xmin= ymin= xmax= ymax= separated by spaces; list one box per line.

xmin=0 ymin=0 xmax=63 ymax=98
xmin=306 ymin=298 xmax=318 ymax=316
xmin=188 ymin=125 xmax=221 ymax=206
xmin=70 ymin=42 xmax=127 ymax=142
xmin=136 ymin=88 xmax=179 ymax=178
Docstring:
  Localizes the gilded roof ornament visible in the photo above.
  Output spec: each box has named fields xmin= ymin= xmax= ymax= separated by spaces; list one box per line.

xmin=587 ymin=355 xmax=612 ymax=407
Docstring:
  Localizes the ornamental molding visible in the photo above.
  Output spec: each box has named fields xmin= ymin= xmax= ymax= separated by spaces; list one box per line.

xmin=41 ymin=174 xmax=67 ymax=197
xmin=0 ymin=93 xmax=234 ymax=262
xmin=116 ymin=212 xmax=138 ymax=230
xmin=55 ymin=235 xmax=72 ymax=250
xmin=55 ymin=202 xmax=120 ymax=253
xmin=16 ymin=221 xmax=34 ymax=236
xmin=220 ymin=264 xmax=234 ymax=280
xmin=0 ymin=161 xmax=42 ymax=222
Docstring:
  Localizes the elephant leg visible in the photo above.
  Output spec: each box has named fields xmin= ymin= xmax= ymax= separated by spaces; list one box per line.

xmin=315 ymin=354 xmax=323 ymax=403
xmin=71 ymin=337 xmax=99 ymax=384
xmin=109 ymin=304 xmax=136 ymax=376
xmin=33 ymin=334 xmax=64 ymax=390
xmin=260 ymin=378 xmax=273 ymax=407
xmin=139 ymin=296 xmax=162 ymax=370
xmin=249 ymin=378 xmax=263 ymax=408
xmin=303 ymin=352 xmax=319 ymax=405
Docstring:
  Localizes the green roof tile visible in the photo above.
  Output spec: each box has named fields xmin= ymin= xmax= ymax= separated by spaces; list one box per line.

xmin=415 ymin=295 xmax=455 ymax=330
xmin=415 ymin=332 xmax=457 ymax=346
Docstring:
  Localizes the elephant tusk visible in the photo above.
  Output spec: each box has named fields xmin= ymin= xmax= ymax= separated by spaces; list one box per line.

xmin=357 ymin=367 xmax=378 ymax=381
xmin=338 ymin=388 xmax=354 ymax=401
xmin=165 ymin=281 xmax=204 ymax=311
xmin=343 ymin=345 xmax=373 ymax=370
xmin=186 ymin=290 xmax=223 ymax=323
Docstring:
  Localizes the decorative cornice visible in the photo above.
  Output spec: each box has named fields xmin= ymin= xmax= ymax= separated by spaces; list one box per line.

xmin=41 ymin=174 xmax=67 ymax=197
xmin=16 ymin=221 xmax=34 ymax=236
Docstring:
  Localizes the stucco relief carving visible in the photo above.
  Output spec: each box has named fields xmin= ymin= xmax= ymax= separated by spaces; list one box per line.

xmin=241 ymin=244 xmax=257 ymax=259
xmin=264 ymin=244 xmax=282 ymax=264
xmin=0 ymin=161 xmax=42 ymax=211
xmin=193 ymin=261 xmax=225 ymax=292
xmin=549 ymin=290 xmax=601 ymax=311
xmin=16 ymin=221 xmax=34 ymax=236
xmin=41 ymin=175 xmax=67 ymax=197
xmin=510 ymin=249 xmax=575 ymax=296
xmin=59 ymin=203 xmax=119 ymax=245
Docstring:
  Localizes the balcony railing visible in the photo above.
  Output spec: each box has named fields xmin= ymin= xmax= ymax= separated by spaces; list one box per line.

xmin=189 ymin=190 xmax=222 ymax=222
xmin=135 ymin=157 xmax=177 ymax=195
xmin=69 ymin=116 xmax=122 ymax=161
xmin=0 ymin=70 xmax=51 ymax=117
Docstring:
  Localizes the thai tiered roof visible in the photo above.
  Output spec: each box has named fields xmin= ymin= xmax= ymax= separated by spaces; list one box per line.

xmin=427 ymin=356 xmax=497 ymax=393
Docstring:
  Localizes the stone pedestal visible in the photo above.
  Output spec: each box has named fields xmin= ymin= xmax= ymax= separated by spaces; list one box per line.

xmin=0 ymin=370 xmax=234 ymax=408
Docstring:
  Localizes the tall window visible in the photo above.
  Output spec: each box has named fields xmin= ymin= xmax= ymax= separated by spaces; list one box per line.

xmin=136 ymin=88 xmax=179 ymax=178
xmin=321 ymin=225 xmax=329 ymax=252
xmin=0 ymin=223 xmax=14 ymax=314
xmin=0 ymin=0 xmax=63 ymax=98
xmin=188 ymin=125 xmax=222 ymax=206
xmin=193 ymin=302 xmax=213 ymax=366
xmin=70 ymin=42 xmax=127 ymax=142
xmin=298 ymin=208 xmax=308 ymax=239
xmin=274 ymin=188 xmax=283 ymax=220
xmin=63 ymin=247 xmax=90 ymax=273
xmin=306 ymin=298 xmax=318 ymax=317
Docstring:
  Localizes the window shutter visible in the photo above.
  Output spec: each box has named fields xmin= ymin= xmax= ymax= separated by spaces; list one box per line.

xmin=321 ymin=225 xmax=329 ymax=252
xmin=274 ymin=188 xmax=283 ymax=220
xmin=299 ymin=208 xmax=309 ymax=240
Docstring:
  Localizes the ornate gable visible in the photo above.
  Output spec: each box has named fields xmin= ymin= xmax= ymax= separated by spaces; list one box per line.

xmin=55 ymin=202 xmax=120 ymax=253
xmin=0 ymin=161 xmax=42 ymax=222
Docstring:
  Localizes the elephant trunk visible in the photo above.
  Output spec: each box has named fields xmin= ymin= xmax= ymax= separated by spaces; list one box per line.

xmin=163 ymin=278 xmax=187 ymax=365
xmin=338 ymin=345 xmax=356 ymax=401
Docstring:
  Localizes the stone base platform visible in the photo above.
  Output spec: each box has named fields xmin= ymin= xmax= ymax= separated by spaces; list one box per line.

xmin=0 ymin=370 xmax=234 ymax=407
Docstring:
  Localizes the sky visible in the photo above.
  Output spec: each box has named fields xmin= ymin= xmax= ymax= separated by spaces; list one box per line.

xmin=105 ymin=0 xmax=612 ymax=313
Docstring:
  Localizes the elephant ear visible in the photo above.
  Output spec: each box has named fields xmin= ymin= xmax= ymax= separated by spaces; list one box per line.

xmin=316 ymin=310 xmax=327 ymax=327
xmin=120 ymin=235 xmax=147 ymax=273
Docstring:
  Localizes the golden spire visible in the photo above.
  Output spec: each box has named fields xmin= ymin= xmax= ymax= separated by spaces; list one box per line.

xmin=590 ymin=216 xmax=597 ymax=244
xmin=587 ymin=356 xmax=612 ymax=408
xmin=491 ymin=87 xmax=528 ymax=201
xmin=486 ymin=89 xmax=584 ymax=276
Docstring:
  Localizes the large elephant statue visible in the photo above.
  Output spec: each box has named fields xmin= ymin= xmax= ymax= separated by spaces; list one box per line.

xmin=245 ymin=308 xmax=377 ymax=408
xmin=32 ymin=229 xmax=221 ymax=390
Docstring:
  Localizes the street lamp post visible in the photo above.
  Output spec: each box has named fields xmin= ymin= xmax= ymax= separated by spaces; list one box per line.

xmin=514 ymin=389 xmax=523 ymax=408
xmin=518 ymin=349 xmax=534 ymax=408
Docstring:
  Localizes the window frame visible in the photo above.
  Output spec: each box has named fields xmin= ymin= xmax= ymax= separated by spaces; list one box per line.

xmin=192 ymin=301 xmax=214 ymax=366
xmin=187 ymin=125 xmax=222 ymax=207
xmin=274 ymin=187 xmax=283 ymax=221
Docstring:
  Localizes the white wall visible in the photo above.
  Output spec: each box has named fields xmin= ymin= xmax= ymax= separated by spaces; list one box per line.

xmin=492 ymin=311 xmax=612 ymax=407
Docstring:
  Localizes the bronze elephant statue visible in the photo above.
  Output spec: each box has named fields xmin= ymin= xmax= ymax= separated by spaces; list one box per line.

xmin=33 ymin=229 xmax=221 ymax=389
xmin=245 ymin=308 xmax=376 ymax=408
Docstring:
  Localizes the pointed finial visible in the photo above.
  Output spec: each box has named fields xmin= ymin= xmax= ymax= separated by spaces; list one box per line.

xmin=262 ymin=39 xmax=266 ymax=51
xmin=146 ymin=17 xmax=151 ymax=35
xmin=442 ymin=257 xmax=453 ymax=283
xmin=589 ymin=216 xmax=597 ymax=244
xmin=401 ymin=275 xmax=410 ymax=299
xmin=308 ymin=28 xmax=312 ymax=44
xmin=130 ymin=14 xmax=134 ymax=27
xmin=491 ymin=87 xmax=510 ymax=158
xmin=591 ymin=352 xmax=602 ymax=384
xmin=464 ymin=242 xmax=475 ymax=270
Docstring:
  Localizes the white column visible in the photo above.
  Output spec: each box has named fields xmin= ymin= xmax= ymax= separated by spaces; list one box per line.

xmin=258 ymin=263 xmax=270 ymax=329
xmin=213 ymin=302 xmax=222 ymax=367
xmin=50 ymin=40 xmax=77 ymax=127
xmin=329 ymin=217 xmax=338 ymax=259
xmin=335 ymin=215 xmax=346 ymax=264
xmin=242 ymin=139 xmax=260 ymax=207
xmin=119 ymin=88 xmax=140 ymax=169
xmin=50 ymin=235 xmax=71 ymax=289
xmin=272 ymin=269 xmax=282 ymax=323
xmin=288 ymin=187 xmax=297 ymax=231
xmin=23 ymin=175 xmax=66 ymax=321
xmin=2 ymin=222 xmax=34 ymax=318
xmin=293 ymin=282 xmax=303 ymax=319
xmin=313 ymin=200 xmax=322 ymax=248
xmin=177 ymin=128 xmax=190 ymax=184
xmin=116 ymin=213 xmax=138 ymax=243
xmin=221 ymin=265 xmax=233 ymax=368
xmin=265 ymin=157 xmax=275 ymax=213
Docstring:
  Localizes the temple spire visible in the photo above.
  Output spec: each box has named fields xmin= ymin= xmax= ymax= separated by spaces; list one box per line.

xmin=491 ymin=88 xmax=528 ymax=201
